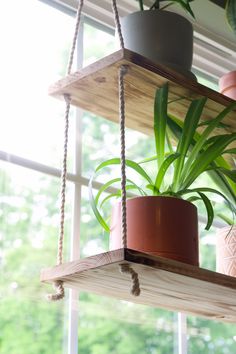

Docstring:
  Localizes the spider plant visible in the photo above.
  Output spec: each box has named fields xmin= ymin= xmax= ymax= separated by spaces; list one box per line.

xmin=89 ymin=83 xmax=236 ymax=232
xmin=225 ymin=0 xmax=236 ymax=36
xmin=136 ymin=0 xmax=195 ymax=18
xmin=167 ymin=110 xmax=236 ymax=226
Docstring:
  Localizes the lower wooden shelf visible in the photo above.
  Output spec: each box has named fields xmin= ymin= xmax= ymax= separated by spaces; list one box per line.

xmin=41 ymin=248 xmax=236 ymax=323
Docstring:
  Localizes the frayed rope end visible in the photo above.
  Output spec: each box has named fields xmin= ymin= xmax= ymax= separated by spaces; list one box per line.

xmin=119 ymin=263 xmax=141 ymax=297
xmin=46 ymin=280 xmax=65 ymax=302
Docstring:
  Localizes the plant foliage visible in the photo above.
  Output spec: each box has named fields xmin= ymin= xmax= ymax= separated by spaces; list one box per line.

xmin=136 ymin=0 xmax=195 ymax=18
xmin=226 ymin=0 xmax=236 ymax=36
xmin=89 ymin=83 xmax=236 ymax=232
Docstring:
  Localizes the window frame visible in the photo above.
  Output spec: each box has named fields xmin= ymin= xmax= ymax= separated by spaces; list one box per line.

xmin=1 ymin=1 xmax=230 ymax=353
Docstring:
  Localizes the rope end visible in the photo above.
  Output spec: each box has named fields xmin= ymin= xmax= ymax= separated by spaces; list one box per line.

xmin=46 ymin=280 xmax=65 ymax=302
xmin=119 ymin=263 xmax=141 ymax=297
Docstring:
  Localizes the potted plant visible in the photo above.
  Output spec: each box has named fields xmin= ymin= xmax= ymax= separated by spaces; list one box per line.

xmin=167 ymin=106 xmax=236 ymax=275
xmin=89 ymin=83 xmax=236 ymax=267
xmin=120 ymin=0 xmax=196 ymax=79
xmin=218 ymin=0 xmax=236 ymax=98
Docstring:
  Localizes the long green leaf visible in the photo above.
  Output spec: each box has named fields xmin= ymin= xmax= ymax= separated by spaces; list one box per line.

xmin=173 ymin=0 xmax=195 ymax=18
xmin=154 ymin=83 xmax=168 ymax=170
xmin=217 ymin=168 xmax=236 ymax=183
xmin=138 ymin=155 xmax=158 ymax=164
xmin=181 ymin=101 xmax=236 ymax=180
xmin=197 ymin=192 xmax=214 ymax=230
xmin=226 ymin=0 xmax=236 ymax=36
xmin=208 ymin=168 xmax=236 ymax=205
xmin=217 ymin=212 xmax=234 ymax=226
xmin=155 ymin=153 xmax=180 ymax=190
xmin=95 ymin=178 xmax=120 ymax=205
xmin=100 ymin=193 xmax=120 ymax=208
xmin=183 ymin=134 xmax=236 ymax=189
xmin=95 ymin=158 xmax=153 ymax=185
xmin=223 ymin=148 xmax=236 ymax=155
xmin=180 ymin=187 xmax=236 ymax=214
xmin=88 ymin=177 xmax=110 ymax=232
xmin=95 ymin=177 xmax=147 ymax=206
xmin=172 ymin=97 xmax=207 ymax=191
xmin=167 ymin=114 xmax=236 ymax=201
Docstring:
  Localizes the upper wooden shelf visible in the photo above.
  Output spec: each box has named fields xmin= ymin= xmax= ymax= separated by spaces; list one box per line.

xmin=41 ymin=248 xmax=236 ymax=323
xmin=50 ymin=49 xmax=236 ymax=136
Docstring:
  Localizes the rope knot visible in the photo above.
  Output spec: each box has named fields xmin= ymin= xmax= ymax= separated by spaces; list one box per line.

xmin=46 ymin=280 xmax=65 ymax=301
xmin=63 ymin=93 xmax=71 ymax=104
xmin=120 ymin=64 xmax=129 ymax=76
xmin=119 ymin=263 xmax=141 ymax=297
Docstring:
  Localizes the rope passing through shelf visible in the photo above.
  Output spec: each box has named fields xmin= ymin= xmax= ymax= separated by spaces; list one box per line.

xmin=117 ymin=66 xmax=141 ymax=297
xmin=47 ymin=0 xmax=84 ymax=302
xmin=119 ymin=264 xmax=141 ymax=296
xmin=111 ymin=0 xmax=141 ymax=297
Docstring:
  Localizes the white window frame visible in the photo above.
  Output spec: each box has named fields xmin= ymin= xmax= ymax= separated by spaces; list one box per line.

xmin=1 ymin=1 xmax=230 ymax=353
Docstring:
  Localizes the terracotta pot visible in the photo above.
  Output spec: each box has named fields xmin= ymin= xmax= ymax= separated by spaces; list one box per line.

xmin=110 ymin=196 xmax=199 ymax=266
xmin=120 ymin=10 xmax=196 ymax=80
xmin=216 ymin=226 xmax=236 ymax=276
xmin=219 ymin=71 xmax=236 ymax=100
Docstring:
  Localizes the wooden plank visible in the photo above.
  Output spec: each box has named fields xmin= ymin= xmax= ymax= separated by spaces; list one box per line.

xmin=49 ymin=49 xmax=236 ymax=138
xmin=41 ymin=249 xmax=236 ymax=323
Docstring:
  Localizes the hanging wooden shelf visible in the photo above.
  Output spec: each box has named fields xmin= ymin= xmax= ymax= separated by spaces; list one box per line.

xmin=41 ymin=248 xmax=236 ymax=323
xmin=49 ymin=49 xmax=236 ymax=137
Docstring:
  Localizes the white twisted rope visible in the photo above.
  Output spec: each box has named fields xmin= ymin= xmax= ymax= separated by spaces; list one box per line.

xmin=117 ymin=66 xmax=141 ymax=297
xmin=111 ymin=0 xmax=125 ymax=49
xmin=119 ymin=264 xmax=141 ymax=297
xmin=47 ymin=0 xmax=84 ymax=302
xmin=118 ymin=65 xmax=128 ymax=248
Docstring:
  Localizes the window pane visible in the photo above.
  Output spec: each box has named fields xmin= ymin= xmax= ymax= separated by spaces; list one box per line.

xmin=83 ymin=23 xmax=116 ymax=65
xmin=0 ymin=1 xmax=75 ymax=170
xmin=0 ymin=162 xmax=73 ymax=353
xmin=78 ymin=293 xmax=176 ymax=354
xmin=187 ymin=316 xmax=236 ymax=353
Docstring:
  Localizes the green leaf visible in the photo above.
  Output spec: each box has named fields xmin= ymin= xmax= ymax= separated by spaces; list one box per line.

xmin=226 ymin=0 xmax=236 ymax=36
xmin=88 ymin=176 xmax=110 ymax=232
xmin=95 ymin=177 xmax=147 ymax=206
xmin=183 ymin=133 xmax=236 ymax=189
xmin=155 ymin=153 xmax=180 ymax=190
xmin=138 ymin=0 xmax=144 ymax=11
xmin=95 ymin=178 xmax=120 ymax=205
xmin=217 ymin=212 xmax=234 ymax=226
xmin=154 ymin=83 xmax=168 ymax=169
xmin=217 ymin=168 xmax=236 ymax=183
xmin=146 ymin=184 xmax=160 ymax=195
xmin=223 ymin=148 xmax=236 ymax=155
xmin=181 ymin=101 xmax=236 ymax=180
xmin=187 ymin=196 xmax=201 ymax=203
xmin=197 ymin=192 xmax=214 ymax=230
xmin=95 ymin=158 xmax=153 ymax=185
xmin=208 ymin=168 xmax=236 ymax=205
xmin=138 ymin=155 xmax=158 ymax=164
xmin=180 ymin=187 xmax=236 ymax=214
xmin=100 ymin=193 xmax=120 ymax=208
xmin=198 ymin=120 xmax=230 ymax=129
xmin=173 ymin=0 xmax=195 ymax=18
xmin=172 ymin=97 xmax=207 ymax=191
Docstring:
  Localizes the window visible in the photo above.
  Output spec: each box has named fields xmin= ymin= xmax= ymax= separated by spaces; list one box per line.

xmin=1 ymin=1 xmax=236 ymax=354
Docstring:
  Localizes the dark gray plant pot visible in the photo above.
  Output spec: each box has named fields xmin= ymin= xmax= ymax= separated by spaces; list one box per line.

xmin=120 ymin=10 xmax=195 ymax=80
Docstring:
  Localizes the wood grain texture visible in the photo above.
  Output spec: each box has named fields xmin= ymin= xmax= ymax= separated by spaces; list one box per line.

xmin=41 ymin=249 xmax=236 ymax=323
xmin=49 ymin=49 xmax=236 ymax=138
